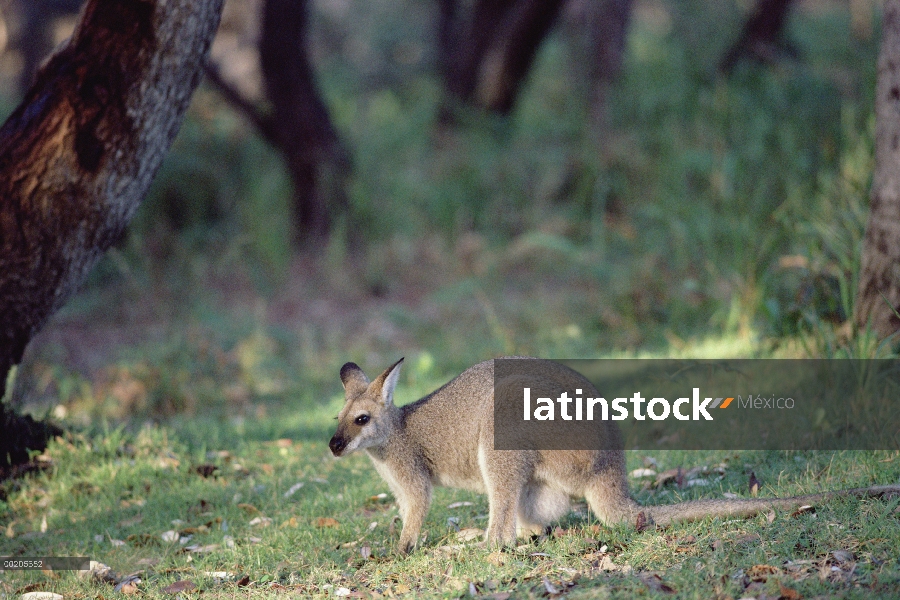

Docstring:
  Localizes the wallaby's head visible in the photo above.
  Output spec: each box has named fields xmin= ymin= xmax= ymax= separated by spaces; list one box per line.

xmin=329 ymin=358 xmax=404 ymax=457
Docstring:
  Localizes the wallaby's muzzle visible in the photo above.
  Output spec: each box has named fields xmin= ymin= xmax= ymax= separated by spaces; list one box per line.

xmin=329 ymin=433 xmax=348 ymax=456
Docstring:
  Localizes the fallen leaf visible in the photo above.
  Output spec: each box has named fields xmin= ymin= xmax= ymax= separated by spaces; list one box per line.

xmin=749 ymin=472 xmax=761 ymax=497
xmin=114 ymin=574 xmax=142 ymax=593
xmin=630 ymin=468 xmax=657 ymax=478
xmin=447 ymin=501 xmax=474 ymax=509
xmin=237 ymin=503 xmax=259 ymax=515
xmin=280 ymin=517 xmax=299 ymax=528
xmin=360 ymin=545 xmax=372 ymax=560
xmin=126 ymin=533 xmax=155 ymax=546
xmin=248 ymin=516 xmax=273 ymax=527
xmin=832 ymin=549 xmax=854 ymax=563
xmin=654 ymin=467 xmax=684 ymax=488
xmin=20 ymin=593 xmax=64 ymax=600
xmin=791 ymin=505 xmax=815 ymax=518
xmin=284 ymin=483 xmax=305 ymax=498
xmin=195 ymin=464 xmax=218 ymax=478
xmin=315 ymin=517 xmax=340 ymax=528
xmin=183 ymin=544 xmax=220 ymax=553
xmin=161 ymin=530 xmax=179 ymax=543
xmin=119 ymin=582 xmax=140 ymax=595
xmin=162 ymin=580 xmax=196 ymax=594
xmin=635 ymin=511 xmax=649 ymax=532
xmin=455 ymin=528 xmax=483 ymax=542
xmin=746 ymin=564 xmax=780 ymax=582
xmin=767 ymin=510 xmax=776 ymax=523
xmin=639 ymin=573 xmax=675 ymax=594
xmin=779 ymin=583 xmax=801 ymax=600
xmin=542 ymin=578 xmax=561 ymax=594
xmin=261 ymin=463 xmax=274 ymax=475
xmin=736 ymin=533 xmax=761 ymax=544
xmin=487 ymin=551 xmax=507 ymax=566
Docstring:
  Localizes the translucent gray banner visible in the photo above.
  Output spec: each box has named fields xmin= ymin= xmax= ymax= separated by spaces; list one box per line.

xmin=493 ymin=359 xmax=900 ymax=450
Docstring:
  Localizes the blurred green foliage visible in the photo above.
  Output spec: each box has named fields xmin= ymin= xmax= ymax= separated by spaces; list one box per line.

xmin=3 ymin=0 xmax=891 ymax=423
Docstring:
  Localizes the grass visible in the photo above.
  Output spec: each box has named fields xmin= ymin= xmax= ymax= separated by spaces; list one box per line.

xmin=1 ymin=416 xmax=899 ymax=598
xmin=2 ymin=0 xmax=900 ymax=597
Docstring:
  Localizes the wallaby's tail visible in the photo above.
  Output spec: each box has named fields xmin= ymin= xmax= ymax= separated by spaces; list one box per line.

xmin=639 ymin=485 xmax=900 ymax=527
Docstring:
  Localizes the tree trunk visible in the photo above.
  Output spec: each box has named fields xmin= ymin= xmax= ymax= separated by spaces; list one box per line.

xmin=439 ymin=0 xmax=566 ymax=116
xmin=855 ymin=0 xmax=900 ymax=339
xmin=259 ymin=0 xmax=349 ymax=240
xmin=573 ymin=0 xmax=632 ymax=141
xmin=719 ymin=0 xmax=795 ymax=74
xmin=0 ymin=0 xmax=224 ymax=464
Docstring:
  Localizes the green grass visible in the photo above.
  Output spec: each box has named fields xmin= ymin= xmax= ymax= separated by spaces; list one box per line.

xmin=2 ymin=417 xmax=899 ymax=598
xmin=3 ymin=0 xmax=900 ymax=597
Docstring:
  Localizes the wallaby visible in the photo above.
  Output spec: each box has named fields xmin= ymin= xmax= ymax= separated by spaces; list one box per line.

xmin=328 ymin=358 xmax=900 ymax=554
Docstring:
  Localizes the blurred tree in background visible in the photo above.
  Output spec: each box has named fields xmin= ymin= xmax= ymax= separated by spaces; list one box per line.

xmin=856 ymin=0 xmax=900 ymax=339
xmin=206 ymin=0 xmax=349 ymax=240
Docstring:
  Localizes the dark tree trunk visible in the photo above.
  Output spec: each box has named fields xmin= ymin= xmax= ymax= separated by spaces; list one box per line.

xmin=439 ymin=0 xmax=567 ymax=116
xmin=205 ymin=0 xmax=349 ymax=240
xmin=260 ymin=0 xmax=349 ymax=239
xmin=855 ymin=0 xmax=900 ymax=339
xmin=719 ymin=0 xmax=795 ymax=74
xmin=0 ymin=0 xmax=224 ymax=464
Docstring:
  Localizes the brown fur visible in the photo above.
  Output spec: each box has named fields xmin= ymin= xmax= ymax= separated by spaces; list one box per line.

xmin=329 ymin=358 xmax=900 ymax=554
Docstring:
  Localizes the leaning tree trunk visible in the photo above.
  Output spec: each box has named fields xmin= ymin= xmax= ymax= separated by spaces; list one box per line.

xmin=0 ymin=0 xmax=224 ymax=464
xmin=856 ymin=0 xmax=900 ymax=340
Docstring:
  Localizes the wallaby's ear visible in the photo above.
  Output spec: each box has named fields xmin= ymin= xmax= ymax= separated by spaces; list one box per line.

xmin=340 ymin=362 xmax=370 ymax=396
xmin=375 ymin=358 xmax=404 ymax=405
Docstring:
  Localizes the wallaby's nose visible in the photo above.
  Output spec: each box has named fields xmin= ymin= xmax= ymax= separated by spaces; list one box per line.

xmin=329 ymin=435 xmax=347 ymax=456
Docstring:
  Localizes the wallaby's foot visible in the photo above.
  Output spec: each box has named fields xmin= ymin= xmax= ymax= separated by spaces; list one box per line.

xmin=397 ymin=537 xmax=417 ymax=555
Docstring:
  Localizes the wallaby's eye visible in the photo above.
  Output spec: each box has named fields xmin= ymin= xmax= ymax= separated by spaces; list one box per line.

xmin=354 ymin=414 xmax=370 ymax=426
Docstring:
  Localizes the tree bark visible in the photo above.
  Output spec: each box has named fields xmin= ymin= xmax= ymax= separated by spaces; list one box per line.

xmin=0 ymin=0 xmax=224 ymax=463
xmin=855 ymin=0 xmax=900 ymax=339
xmin=259 ymin=0 xmax=349 ymax=239
xmin=439 ymin=0 xmax=567 ymax=116
xmin=719 ymin=0 xmax=795 ymax=74
xmin=575 ymin=0 xmax=632 ymax=141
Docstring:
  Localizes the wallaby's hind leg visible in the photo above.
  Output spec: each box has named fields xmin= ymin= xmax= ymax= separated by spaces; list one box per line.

xmin=517 ymin=482 xmax=570 ymax=537
xmin=584 ymin=467 xmax=639 ymax=526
